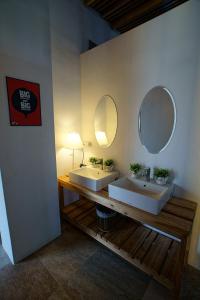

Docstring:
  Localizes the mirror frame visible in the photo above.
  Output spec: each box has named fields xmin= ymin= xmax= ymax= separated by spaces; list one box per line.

xmin=94 ymin=95 xmax=118 ymax=148
xmin=138 ymin=86 xmax=176 ymax=154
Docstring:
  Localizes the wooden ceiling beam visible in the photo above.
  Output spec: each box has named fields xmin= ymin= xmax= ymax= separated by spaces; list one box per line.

xmin=102 ymin=0 xmax=132 ymax=18
xmin=84 ymin=0 xmax=99 ymax=7
xmin=118 ymin=0 xmax=187 ymax=33
xmin=83 ymin=0 xmax=189 ymax=34
xmin=103 ymin=0 xmax=146 ymax=20
xmin=111 ymin=0 xmax=163 ymax=30
xmin=94 ymin=0 xmax=119 ymax=13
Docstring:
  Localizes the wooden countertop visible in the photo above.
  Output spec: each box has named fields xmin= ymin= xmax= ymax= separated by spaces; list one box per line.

xmin=58 ymin=176 xmax=197 ymax=240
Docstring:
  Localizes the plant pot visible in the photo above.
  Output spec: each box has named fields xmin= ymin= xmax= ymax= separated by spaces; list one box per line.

xmin=155 ymin=177 xmax=168 ymax=185
xmin=131 ymin=172 xmax=140 ymax=178
xmin=104 ymin=165 xmax=114 ymax=172
xmin=91 ymin=163 xmax=99 ymax=168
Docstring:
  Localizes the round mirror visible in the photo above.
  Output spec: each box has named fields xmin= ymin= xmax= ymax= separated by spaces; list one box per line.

xmin=94 ymin=95 xmax=117 ymax=148
xmin=138 ymin=87 xmax=176 ymax=154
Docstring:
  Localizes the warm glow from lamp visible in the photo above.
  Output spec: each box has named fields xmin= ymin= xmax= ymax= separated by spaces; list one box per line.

xmin=66 ymin=132 xmax=83 ymax=149
xmin=95 ymin=131 xmax=108 ymax=146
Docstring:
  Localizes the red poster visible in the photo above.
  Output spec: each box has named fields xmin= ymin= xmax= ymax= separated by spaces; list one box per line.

xmin=6 ymin=77 xmax=42 ymax=126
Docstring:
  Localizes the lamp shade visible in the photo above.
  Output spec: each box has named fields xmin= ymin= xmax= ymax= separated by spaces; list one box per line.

xmin=66 ymin=132 xmax=83 ymax=149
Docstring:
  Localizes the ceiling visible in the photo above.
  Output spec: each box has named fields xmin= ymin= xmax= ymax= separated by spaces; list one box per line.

xmin=83 ymin=0 xmax=188 ymax=33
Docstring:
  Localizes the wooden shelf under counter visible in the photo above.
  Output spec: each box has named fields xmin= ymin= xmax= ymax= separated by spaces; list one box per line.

xmin=58 ymin=175 xmax=197 ymax=296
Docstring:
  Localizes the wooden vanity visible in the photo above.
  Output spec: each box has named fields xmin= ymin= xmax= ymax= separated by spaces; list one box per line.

xmin=58 ymin=175 xmax=197 ymax=296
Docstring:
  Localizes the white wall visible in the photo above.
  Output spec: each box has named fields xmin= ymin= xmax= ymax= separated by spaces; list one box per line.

xmin=0 ymin=0 xmax=117 ymax=262
xmin=0 ymin=0 xmax=60 ymax=263
xmin=81 ymin=0 xmax=200 ymax=268
xmin=0 ymin=171 xmax=13 ymax=262
xmin=50 ymin=0 xmax=118 ymax=176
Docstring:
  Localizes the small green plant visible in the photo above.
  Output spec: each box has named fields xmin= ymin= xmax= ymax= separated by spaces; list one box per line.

xmin=89 ymin=157 xmax=98 ymax=164
xmin=154 ymin=168 xmax=169 ymax=178
xmin=104 ymin=159 xmax=114 ymax=166
xmin=130 ymin=163 xmax=142 ymax=174
xmin=89 ymin=157 xmax=103 ymax=165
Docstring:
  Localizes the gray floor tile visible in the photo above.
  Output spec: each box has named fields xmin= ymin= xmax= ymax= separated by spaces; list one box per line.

xmin=62 ymin=246 xmax=149 ymax=300
xmin=181 ymin=265 xmax=200 ymax=299
xmin=0 ymin=256 xmax=58 ymax=300
xmin=0 ymin=223 xmax=200 ymax=300
xmin=0 ymin=244 xmax=11 ymax=270
xmin=143 ymin=280 xmax=173 ymax=300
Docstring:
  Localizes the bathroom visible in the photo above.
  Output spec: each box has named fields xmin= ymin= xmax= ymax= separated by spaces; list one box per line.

xmin=0 ymin=0 xmax=200 ymax=299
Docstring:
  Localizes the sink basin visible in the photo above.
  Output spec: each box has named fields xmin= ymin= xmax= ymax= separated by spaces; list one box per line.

xmin=108 ymin=176 xmax=173 ymax=215
xmin=69 ymin=167 xmax=119 ymax=192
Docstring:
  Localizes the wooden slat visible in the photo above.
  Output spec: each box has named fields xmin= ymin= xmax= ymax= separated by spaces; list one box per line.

xmin=134 ymin=230 xmax=158 ymax=262
xmin=78 ymin=209 xmax=97 ymax=227
xmin=117 ymin=0 xmax=179 ymax=33
xmin=62 ymin=198 xmax=87 ymax=214
xmin=84 ymin=0 xmax=99 ymax=7
xmin=158 ymin=211 xmax=192 ymax=233
xmin=111 ymin=0 xmax=162 ymax=29
xmin=168 ymin=197 xmax=197 ymax=211
xmin=103 ymin=217 xmax=138 ymax=247
xmin=67 ymin=201 xmax=94 ymax=219
xmin=160 ymin=240 xmax=181 ymax=280
xmin=76 ymin=206 xmax=96 ymax=221
xmin=94 ymin=0 xmax=118 ymax=13
xmin=143 ymin=235 xmax=172 ymax=274
xmin=121 ymin=226 xmax=150 ymax=254
xmin=163 ymin=203 xmax=195 ymax=221
xmin=104 ymin=0 xmax=145 ymax=20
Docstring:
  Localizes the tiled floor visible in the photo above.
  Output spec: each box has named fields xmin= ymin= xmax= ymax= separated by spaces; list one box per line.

xmin=0 ymin=223 xmax=200 ymax=300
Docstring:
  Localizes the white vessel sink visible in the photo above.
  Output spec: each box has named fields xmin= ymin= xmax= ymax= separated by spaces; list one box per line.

xmin=108 ymin=176 xmax=173 ymax=215
xmin=69 ymin=167 xmax=119 ymax=192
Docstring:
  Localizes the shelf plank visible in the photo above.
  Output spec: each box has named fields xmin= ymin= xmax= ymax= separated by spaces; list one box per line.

xmin=103 ymin=217 xmax=138 ymax=247
xmin=121 ymin=225 xmax=150 ymax=255
xmin=62 ymin=199 xmax=182 ymax=292
xmin=168 ymin=197 xmax=197 ymax=211
xmin=134 ymin=230 xmax=158 ymax=262
xmin=163 ymin=203 xmax=195 ymax=221
xmin=143 ymin=235 xmax=172 ymax=274
xmin=62 ymin=197 xmax=87 ymax=214
xmin=58 ymin=176 xmax=197 ymax=240
xmin=67 ymin=200 xmax=94 ymax=219
xmin=78 ymin=209 xmax=96 ymax=226
xmin=160 ymin=240 xmax=181 ymax=281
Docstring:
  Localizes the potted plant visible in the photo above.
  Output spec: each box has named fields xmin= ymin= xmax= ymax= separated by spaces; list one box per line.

xmin=89 ymin=157 xmax=98 ymax=167
xmin=130 ymin=163 xmax=142 ymax=178
xmin=89 ymin=157 xmax=103 ymax=168
xmin=154 ymin=168 xmax=169 ymax=185
xmin=104 ymin=159 xmax=114 ymax=172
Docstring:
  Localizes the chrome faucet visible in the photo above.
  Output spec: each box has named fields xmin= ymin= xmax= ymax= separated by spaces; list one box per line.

xmin=143 ymin=167 xmax=151 ymax=181
xmin=96 ymin=158 xmax=103 ymax=170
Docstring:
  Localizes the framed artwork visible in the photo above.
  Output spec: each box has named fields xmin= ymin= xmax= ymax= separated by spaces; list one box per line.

xmin=6 ymin=77 xmax=42 ymax=126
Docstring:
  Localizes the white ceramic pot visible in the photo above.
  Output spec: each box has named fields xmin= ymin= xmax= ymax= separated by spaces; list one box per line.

xmin=104 ymin=165 xmax=114 ymax=172
xmin=91 ymin=163 xmax=99 ymax=168
xmin=131 ymin=172 xmax=139 ymax=178
xmin=155 ymin=177 xmax=168 ymax=185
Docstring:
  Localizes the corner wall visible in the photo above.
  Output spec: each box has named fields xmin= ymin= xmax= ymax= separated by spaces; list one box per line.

xmin=0 ymin=0 xmax=60 ymax=262
xmin=81 ymin=0 xmax=200 ymax=268
xmin=50 ymin=0 xmax=118 ymax=176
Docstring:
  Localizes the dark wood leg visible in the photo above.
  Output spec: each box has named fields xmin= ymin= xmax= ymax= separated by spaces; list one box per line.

xmin=173 ymin=238 xmax=187 ymax=299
